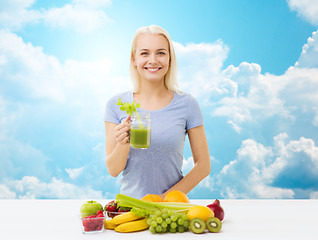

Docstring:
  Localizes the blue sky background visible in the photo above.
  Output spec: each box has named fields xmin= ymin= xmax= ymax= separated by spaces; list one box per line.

xmin=1 ymin=0 xmax=318 ymax=199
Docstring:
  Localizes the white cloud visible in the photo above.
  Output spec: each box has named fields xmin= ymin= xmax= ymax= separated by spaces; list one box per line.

xmin=65 ymin=167 xmax=84 ymax=179
xmin=288 ymin=0 xmax=318 ymax=26
xmin=0 ymin=29 xmax=65 ymax=102
xmin=174 ymin=40 xmax=231 ymax=100
xmin=310 ymin=191 xmax=318 ymax=198
xmin=0 ymin=0 xmax=112 ymax=33
xmin=216 ymin=133 xmax=318 ymax=198
xmin=0 ymin=0 xmax=40 ymax=29
xmin=295 ymin=30 xmax=318 ymax=68
xmin=73 ymin=0 xmax=112 ymax=8
xmin=196 ymin=31 xmax=318 ymax=132
xmin=43 ymin=3 xmax=111 ymax=34
xmin=174 ymin=28 xmax=318 ymax=133
xmin=5 ymin=176 xmax=104 ymax=199
xmin=0 ymin=134 xmax=52 ymax=182
xmin=0 ymin=29 xmax=126 ymax=106
xmin=0 ymin=184 xmax=17 ymax=198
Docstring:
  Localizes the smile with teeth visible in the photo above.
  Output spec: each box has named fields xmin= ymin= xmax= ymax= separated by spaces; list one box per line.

xmin=144 ymin=67 xmax=162 ymax=72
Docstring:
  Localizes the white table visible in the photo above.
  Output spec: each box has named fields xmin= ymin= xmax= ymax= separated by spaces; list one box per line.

xmin=1 ymin=199 xmax=317 ymax=240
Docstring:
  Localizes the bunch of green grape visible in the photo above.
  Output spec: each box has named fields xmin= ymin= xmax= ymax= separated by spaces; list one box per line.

xmin=147 ymin=209 xmax=190 ymax=234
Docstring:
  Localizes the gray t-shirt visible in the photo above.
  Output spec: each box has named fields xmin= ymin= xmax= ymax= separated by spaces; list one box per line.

xmin=104 ymin=91 xmax=203 ymax=198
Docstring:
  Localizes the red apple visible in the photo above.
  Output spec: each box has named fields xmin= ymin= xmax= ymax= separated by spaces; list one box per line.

xmin=207 ymin=199 xmax=224 ymax=221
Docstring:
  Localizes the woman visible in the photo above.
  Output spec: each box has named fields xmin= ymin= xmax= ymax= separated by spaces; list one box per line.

xmin=104 ymin=25 xmax=210 ymax=199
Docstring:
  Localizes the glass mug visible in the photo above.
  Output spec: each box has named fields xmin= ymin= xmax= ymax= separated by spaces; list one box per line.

xmin=130 ymin=112 xmax=151 ymax=149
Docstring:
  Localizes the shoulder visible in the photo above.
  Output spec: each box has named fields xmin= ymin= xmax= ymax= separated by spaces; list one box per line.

xmin=107 ymin=91 xmax=131 ymax=105
xmin=104 ymin=91 xmax=131 ymax=123
xmin=174 ymin=91 xmax=198 ymax=105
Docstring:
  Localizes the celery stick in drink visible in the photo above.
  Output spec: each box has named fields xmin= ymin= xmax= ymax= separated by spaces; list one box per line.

xmin=116 ymin=98 xmax=151 ymax=149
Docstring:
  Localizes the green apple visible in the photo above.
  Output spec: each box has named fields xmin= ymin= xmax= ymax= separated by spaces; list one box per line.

xmin=80 ymin=200 xmax=103 ymax=218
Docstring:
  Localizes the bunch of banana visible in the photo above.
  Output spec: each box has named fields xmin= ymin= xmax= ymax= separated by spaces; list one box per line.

xmin=105 ymin=211 xmax=149 ymax=233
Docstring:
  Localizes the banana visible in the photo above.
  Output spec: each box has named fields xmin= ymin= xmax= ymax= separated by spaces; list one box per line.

xmin=109 ymin=211 xmax=143 ymax=225
xmin=114 ymin=218 xmax=149 ymax=233
xmin=105 ymin=219 xmax=118 ymax=230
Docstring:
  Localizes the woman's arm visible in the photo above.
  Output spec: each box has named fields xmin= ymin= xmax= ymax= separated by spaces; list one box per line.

xmin=160 ymin=125 xmax=211 ymax=198
xmin=105 ymin=116 xmax=131 ymax=177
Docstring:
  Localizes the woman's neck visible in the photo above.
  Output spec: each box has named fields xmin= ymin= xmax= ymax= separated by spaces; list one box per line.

xmin=136 ymin=80 xmax=169 ymax=97
xmin=133 ymin=80 xmax=174 ymax=111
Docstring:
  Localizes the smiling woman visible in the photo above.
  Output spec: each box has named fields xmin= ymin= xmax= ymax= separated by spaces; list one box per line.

xmin=129 ymin=25 xmax=179 ymax=93
xmin=133 ymin=34 xmax=170 ymax=86
xmin=104 ymin=25 xmax=211 ymax=199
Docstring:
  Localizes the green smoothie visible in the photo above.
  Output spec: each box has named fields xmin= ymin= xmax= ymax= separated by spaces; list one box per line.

xmin=130 ymin=127 xmax=151 ymax=149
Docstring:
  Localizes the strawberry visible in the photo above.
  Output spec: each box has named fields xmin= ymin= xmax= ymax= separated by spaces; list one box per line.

xmin=117 ymin=206 xmax=131 ymax=213
xmin=105 ymin=200 xmax=117 ymax=212
xmin=105 ymin=200 xmax=118 ymax=218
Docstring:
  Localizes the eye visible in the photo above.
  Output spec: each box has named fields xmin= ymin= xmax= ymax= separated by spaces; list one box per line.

xmin=157 ymin=51 xmax=166 ymax=55
xmin=140 ymin=52 xmax=148 ymax=56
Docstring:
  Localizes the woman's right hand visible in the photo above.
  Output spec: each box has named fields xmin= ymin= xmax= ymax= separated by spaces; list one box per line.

xmin=114 ymin=115 xmax=131 ymax=145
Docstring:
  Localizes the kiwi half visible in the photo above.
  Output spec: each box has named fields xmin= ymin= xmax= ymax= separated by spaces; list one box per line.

xmin=206 ymin=217 xmax=222 ymax=233
xmin=189 ymin=218 xmax=206 ymax=234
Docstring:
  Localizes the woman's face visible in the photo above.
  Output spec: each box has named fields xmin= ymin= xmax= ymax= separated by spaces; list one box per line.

xmin=133 ymin=33 xmax=170 ymax=84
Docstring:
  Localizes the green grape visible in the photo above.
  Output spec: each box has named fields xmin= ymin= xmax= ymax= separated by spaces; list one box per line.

xmin=161 ymin=222 xmax=168 ymax=228
xmin=177 ymin=218 xmax=184 ymax=225
xmin=151 ymin=221 xmax=157 ymax=228
xmin=177 ymin=226 xmax=185 ymax=233
xmin=182 ymin=214 xmax=189 ymax=221
xmin=170 ymin=222 xmax=177 ymax=229
xmin=167 ymin=209 xmax=174 ymax=216
xmin=161 ymin=213 xmax=168 ymax=220
xmin=147 ymin=210 xmax=191 ymax=234
xmin=165 ymin=217 xmax=171 ymax=224
xmin=183 ymin=220 xmax=190 ymax=228
xmin=156 ymin=217 xmax=163 ymax=224
xmin=155 ymin=225 xmax=162 ymax=233
xmin=161 ymin=208 xmax=168 ymax=214
xmin=146 ymin=218 xmax=152 ymax=225
xmin=149 ymin=226 xmax=156 ymax=234
xmin=170 ymin=214 xmax=178 ymax=222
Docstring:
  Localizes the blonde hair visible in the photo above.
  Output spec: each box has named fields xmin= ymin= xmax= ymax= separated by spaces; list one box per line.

xmin=130 ymin=25 xmax=179 ymax=93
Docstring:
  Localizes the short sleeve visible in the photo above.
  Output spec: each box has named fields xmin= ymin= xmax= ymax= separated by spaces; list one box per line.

xmin=104 ymin=96 xmax=120 ymax=124
xmin=186 ymin=94 xmax=204 ymax=130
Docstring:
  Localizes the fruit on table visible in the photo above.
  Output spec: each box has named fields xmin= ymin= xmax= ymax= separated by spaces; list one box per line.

xmin=206 ymin=217 xmax=222 ymax=233
xmin=114 ymin=218 xmax=149 ymax=233
xmin=82 ymin=210 xmax=105 ymax=232
xmin=104 ymin=219 xmax=118 ymax=230
xmin=147 ymin=208 xmax=190 ymax=234
xmin=187 ymin=205 xmax=214 ymax=221
xmin=105 ymin=200 xmax=119 ymax=218
xmin=118 ymin=206 xmax=131 ymax=213
xmin=105 ymin=200 xmax=117 ymax=212
xmin=109 ymin=211 xmax=143 ymax=225
xmin=206 ymin=199 xmax=224 ymax=221
xmin=164 ymin=190 xmax=189 ymax=203
xmin=141 ymin=194 xmax=164 ymax=202
xmin=80 ymin=200 xmax=104 ymax=218
xmin=189 ymin=218 xmax=206 ymax=234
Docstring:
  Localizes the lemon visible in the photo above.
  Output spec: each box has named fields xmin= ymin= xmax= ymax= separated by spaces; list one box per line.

xmin=187 ymin=206 xmax=214 ymax=221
